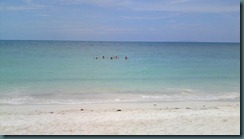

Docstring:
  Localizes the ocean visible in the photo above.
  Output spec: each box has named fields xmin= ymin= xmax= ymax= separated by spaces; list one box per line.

xmin=0 ymin=40 xmax=240 ymax=104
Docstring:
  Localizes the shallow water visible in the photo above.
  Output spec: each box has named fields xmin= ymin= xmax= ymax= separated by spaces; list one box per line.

xmin=0 ymin=40 xmax=240 ymax=104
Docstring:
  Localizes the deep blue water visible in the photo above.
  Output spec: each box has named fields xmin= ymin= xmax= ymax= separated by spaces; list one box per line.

xmin=0 ymin=40 xmax=240 ymax=104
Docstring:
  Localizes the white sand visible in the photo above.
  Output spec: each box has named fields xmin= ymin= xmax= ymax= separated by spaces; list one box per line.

xmin=0 ymin=101 xmax=240 ymax=135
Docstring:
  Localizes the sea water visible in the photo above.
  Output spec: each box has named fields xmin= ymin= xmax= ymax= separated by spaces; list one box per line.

xmin=0 ymin=40 xmax=240 ymax=104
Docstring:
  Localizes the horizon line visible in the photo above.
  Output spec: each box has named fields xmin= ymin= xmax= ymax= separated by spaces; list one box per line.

xmin=0 ymin=39 xmax=240 ymax=43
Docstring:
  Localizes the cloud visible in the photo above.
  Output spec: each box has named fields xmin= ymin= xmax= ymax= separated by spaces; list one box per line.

xmin=0 ymin=0 xmax=45 ymax=11
xmin=168 ymin=0 xmax=193 ymax=4
xmin=167 ymin=23 xmax=201 ymax=30
xmin=119 ymin=15 xmax=169 ymax=20
xmin=23 ymin=0 xmax=32 ymax=4
xmin=61 ymin=0 xmax=131 ymax=7
xmin=131 ymin=1 xmax=239 ymax=13
xmin=38 ymin=14 xmax=51 ymax=17
xmin=0 ymin=5 xmax=43 ymax=11
xmin=50 ymin=24 xmax=156 ymax=34
xmin=61 ymin=0 xmax=239 ymax=14
xmin=0 ymin=0 xmax=238 ymax=13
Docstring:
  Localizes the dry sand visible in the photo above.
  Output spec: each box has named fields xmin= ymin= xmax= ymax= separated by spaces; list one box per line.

xmin=0 ymin=101 xmax=240 ymax=135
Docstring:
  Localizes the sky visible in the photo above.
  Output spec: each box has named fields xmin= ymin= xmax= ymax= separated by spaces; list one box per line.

xmin=0 ymin=0 xmax=240 ymax=42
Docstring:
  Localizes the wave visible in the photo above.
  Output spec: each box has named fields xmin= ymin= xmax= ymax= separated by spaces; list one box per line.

xmin=0 ymin=91 xmax=240 ymax=105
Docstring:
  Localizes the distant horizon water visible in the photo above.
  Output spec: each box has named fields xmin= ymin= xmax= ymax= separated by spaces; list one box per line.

xmin=0 ymin=39 xmax=240 ymax=43
xmin=0 ymin=40 xmax=240 ymax=104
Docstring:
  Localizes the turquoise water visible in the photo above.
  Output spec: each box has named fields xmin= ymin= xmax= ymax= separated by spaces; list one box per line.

xmin=0 ymin=41 xmax=240 ymax=104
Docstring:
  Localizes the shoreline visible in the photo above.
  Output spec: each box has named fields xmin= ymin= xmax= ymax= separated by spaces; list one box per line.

xmin=0 ymin=101 xmax=240 ymax=135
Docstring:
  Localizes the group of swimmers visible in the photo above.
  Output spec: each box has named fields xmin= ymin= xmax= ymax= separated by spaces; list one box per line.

xmin=95 ymin=56 xmax=128 ymax=60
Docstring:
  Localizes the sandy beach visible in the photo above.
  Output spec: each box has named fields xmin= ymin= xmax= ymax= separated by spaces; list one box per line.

xmin=0 ymin=101 xmax=240 ymax=135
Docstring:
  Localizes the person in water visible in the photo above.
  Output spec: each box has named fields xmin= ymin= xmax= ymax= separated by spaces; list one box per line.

xmin=96 ymin=57 xmax=98 ymax=59
xmin=125 ymin=56 xmax=128 ymax=60
xmin=102 ymin=56 xmax=105 ymax=59
xmin=111 ymin=57 xmax=113 ymax=60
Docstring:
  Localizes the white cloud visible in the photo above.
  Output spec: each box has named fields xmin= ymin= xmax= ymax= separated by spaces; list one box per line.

xmin=23 ymin=0 xmax=32 ymax=4
xmin=1 ymin=5 xmax=43 ymax=11
xmin=167 ymin=23 xmax=201 ymax=29
xmin=61 ymin=0 xmax=239 ymax=14
xmin=61 ymin=0 xmax=131 ymax=7
xmin=119 ymin=15 xmax=169 ymax=20
xmin=51 ymin=24 xmax=155 ymax=34
xmin=0 ymin=0 xmax=45 ymax=11
xmin=168 ymin=0 xmax=193 ymax=5
xmin=132 ymin=1 xmax=239 ymax=13
xmin=38 ymin=14 xmax=51 ymax=17
xmin=2 ymin=0 xmax=237 ymax=13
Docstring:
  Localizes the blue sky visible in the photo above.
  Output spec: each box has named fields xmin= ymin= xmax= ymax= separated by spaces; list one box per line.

xmin=0 ymin=0 xmax=240 ymax=42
